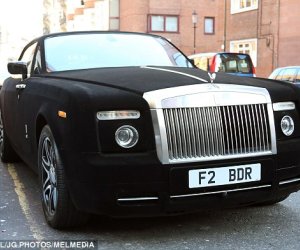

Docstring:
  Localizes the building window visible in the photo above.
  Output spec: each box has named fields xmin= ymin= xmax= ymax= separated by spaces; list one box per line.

xmin=148 ymin=15 xmax=179 ymax=33
xmin=230 ymin=38 xmax=257 ymax=66
xmin=204 ymin=17 xmax=215 ymax=34
xmin=231 ymin=0 xmax=258 ymax=14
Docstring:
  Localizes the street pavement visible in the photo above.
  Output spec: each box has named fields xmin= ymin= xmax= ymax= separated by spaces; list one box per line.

xmin=1 ymin=160 xmax=300 ymax=249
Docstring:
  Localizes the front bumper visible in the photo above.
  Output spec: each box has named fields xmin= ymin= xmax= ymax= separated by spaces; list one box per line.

xmin=63 ymin=138 xmax=300 ymax=216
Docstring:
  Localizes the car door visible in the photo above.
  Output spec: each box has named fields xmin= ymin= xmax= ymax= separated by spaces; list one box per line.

xmin=17 ymin=43 xmax=43 ymax=159
xmin=3 ymin=42 xmax=38 ymax=155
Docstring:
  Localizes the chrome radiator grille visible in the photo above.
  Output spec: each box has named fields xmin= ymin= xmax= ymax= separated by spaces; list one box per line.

xmin=163 ymin=104 xmax=271 ymax=161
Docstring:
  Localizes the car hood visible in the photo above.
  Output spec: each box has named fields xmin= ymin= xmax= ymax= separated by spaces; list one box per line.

xmin=42 ymin=66 xmax=298 ymax=102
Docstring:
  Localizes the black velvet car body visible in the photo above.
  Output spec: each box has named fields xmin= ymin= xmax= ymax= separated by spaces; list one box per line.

xmin=1 ymin=31 xmax=300 ymax=229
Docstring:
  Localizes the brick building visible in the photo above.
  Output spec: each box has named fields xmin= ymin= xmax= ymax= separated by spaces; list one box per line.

xmin=119 ymin=0 xmax=225 ymax=57
xmin=65 ymin=0 xmax=300 ymax=77
xmin=224 ymin=0 xmax=300 ymax=77
xmin=66 ymin=0 xmax=225 ymax=59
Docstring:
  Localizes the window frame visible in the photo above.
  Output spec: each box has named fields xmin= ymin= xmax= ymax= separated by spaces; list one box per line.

xmin=230 ymin=38 xmax=257 ymax=66
xmin=32 ymin=46 xmax=42 ymax=75
xmin=18 ymin=41 xmax=39 ymax=77
xmin=204 ymin=17 xmax=215 ymax=35
xmin=231 ymin=0 xmax=258 ymax=14
xmin=275 ymin=69 xmax=285 ymax=81
xmin=148 ymin=14 xmax=179 ymax=33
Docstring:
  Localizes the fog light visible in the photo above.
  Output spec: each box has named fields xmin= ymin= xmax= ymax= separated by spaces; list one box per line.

xmin=281 ymin=115 xmax=294 ymax=136
xmin=115 ymin=125 xmax=139 ymax=148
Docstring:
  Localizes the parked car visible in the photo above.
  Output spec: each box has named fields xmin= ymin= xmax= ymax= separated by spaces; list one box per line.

xmin=269 ymin=66 xmax=300 ymax=85
xmin=189 ymin=52 xmax=256 ymax=77
xmin=1 ymin=31 xmax=300 ymax=229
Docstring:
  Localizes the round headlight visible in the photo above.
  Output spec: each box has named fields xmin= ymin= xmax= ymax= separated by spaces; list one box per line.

xmin=281 ymin=115 xmax=294 ymax=136
xmin=115 ymin=125 xmax=139 ymax=148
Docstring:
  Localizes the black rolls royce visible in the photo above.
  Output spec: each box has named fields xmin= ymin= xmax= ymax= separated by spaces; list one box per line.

xmin=1 ymin=31 xmax=300 ymax=229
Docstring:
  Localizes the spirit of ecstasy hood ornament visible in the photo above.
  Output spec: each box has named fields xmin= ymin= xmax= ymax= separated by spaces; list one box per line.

xmin=208 ymin=72 xmax=216 ymax=84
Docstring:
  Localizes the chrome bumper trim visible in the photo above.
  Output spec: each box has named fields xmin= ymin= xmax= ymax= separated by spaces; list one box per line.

xmin=117 ymin=197 xmax=159 ymax=202
xmin=170 ymin=184 xmax=271 ymax=199
xmin=279 ymin=178 xmax=300 ymax=186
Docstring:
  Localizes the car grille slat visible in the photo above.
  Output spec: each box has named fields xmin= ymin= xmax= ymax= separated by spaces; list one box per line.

xmin=239 ymin=106 xmax=246 ymax=153
xmin=242 ymin=105 xmax=250 ymax=153
xmin=235 ymin=106 xmax=242 ymax=154
xmin=254 ymin=105 xmax=262 ymax=151
xmin=197 ymin=108 xmax=206 ymax=156
xmin=251 ymin=105 xmax=258 ymax=151
xmin=216 ymin=106 xmax=226 ymax=155
xmin=173 ymin=109 xmax=182 ymax=158
xmin=258 ymin=105 xmax=265 ymax=151
xmin=188 ymin=108 xmax=197 ymax=157
xmin=206 ymin=107 xmax=214 ymax=155
xmin=211 ymin=107 xmax=219 ymax=155
xmin=247 ymin=105 xmax=254 ymax=152
xmin=163 ymin=104 xmax=271 ymax=162
xmin=227 ymin=106 xmax=235 ymax=154
xmin=262 ymin=105 xmax=269 ymax=151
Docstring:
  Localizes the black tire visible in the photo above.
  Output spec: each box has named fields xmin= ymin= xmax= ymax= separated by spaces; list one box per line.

xmin=255 ymin=195 xmax=289 ymax=206
xmin=38 ymin=125 xmax=89 ymax=228
xmin=0 ymin=112 xmax=19 ymax=163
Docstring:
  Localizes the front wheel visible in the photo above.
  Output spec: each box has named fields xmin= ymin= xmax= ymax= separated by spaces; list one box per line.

xmin=38 ymin=125 xmax=88 ymax=228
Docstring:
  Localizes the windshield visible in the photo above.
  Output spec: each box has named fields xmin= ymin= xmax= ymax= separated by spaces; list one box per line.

xmin=44 ymin=33 xmax=193 ymax=72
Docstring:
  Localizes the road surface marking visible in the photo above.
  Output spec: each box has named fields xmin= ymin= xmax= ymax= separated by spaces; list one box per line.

xmin=7 ymin=163 xmax=44 ymax=241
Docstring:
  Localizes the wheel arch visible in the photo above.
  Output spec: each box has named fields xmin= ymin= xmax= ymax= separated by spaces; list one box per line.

xmin=36 ymin=114 xmax=48 ymax=148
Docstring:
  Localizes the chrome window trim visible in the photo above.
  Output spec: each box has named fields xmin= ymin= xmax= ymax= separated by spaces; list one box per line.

xmin=144 ymin=84 xmax=277 ymax=165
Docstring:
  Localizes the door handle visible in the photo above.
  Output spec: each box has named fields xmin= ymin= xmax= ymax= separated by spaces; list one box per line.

xmin=16 ymin=84 xmax=26 ymax=100
xmin=16 ymin=84 xmax=26 ymax=90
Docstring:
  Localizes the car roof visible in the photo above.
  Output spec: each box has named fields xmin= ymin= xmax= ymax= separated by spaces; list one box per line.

xmin=28 ymin=31 xmax=165 ymax=44
xmin=188 ymin=52 xmax=217 ymax=58
xmin=188 ymin=52 xmax=251 ymax=59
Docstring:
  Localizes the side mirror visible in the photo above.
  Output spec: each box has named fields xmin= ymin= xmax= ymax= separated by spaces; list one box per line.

xmin=7 ymin=61 xmax=28 ymax=80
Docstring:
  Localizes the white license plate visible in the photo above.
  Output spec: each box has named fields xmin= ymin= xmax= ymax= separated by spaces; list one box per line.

xmin=188 ymin=163 xmax=261 ymax=188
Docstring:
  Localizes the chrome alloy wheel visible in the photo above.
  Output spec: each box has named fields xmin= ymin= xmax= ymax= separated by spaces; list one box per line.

xmin=41 ymin=137 xmax=58 ymax=216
